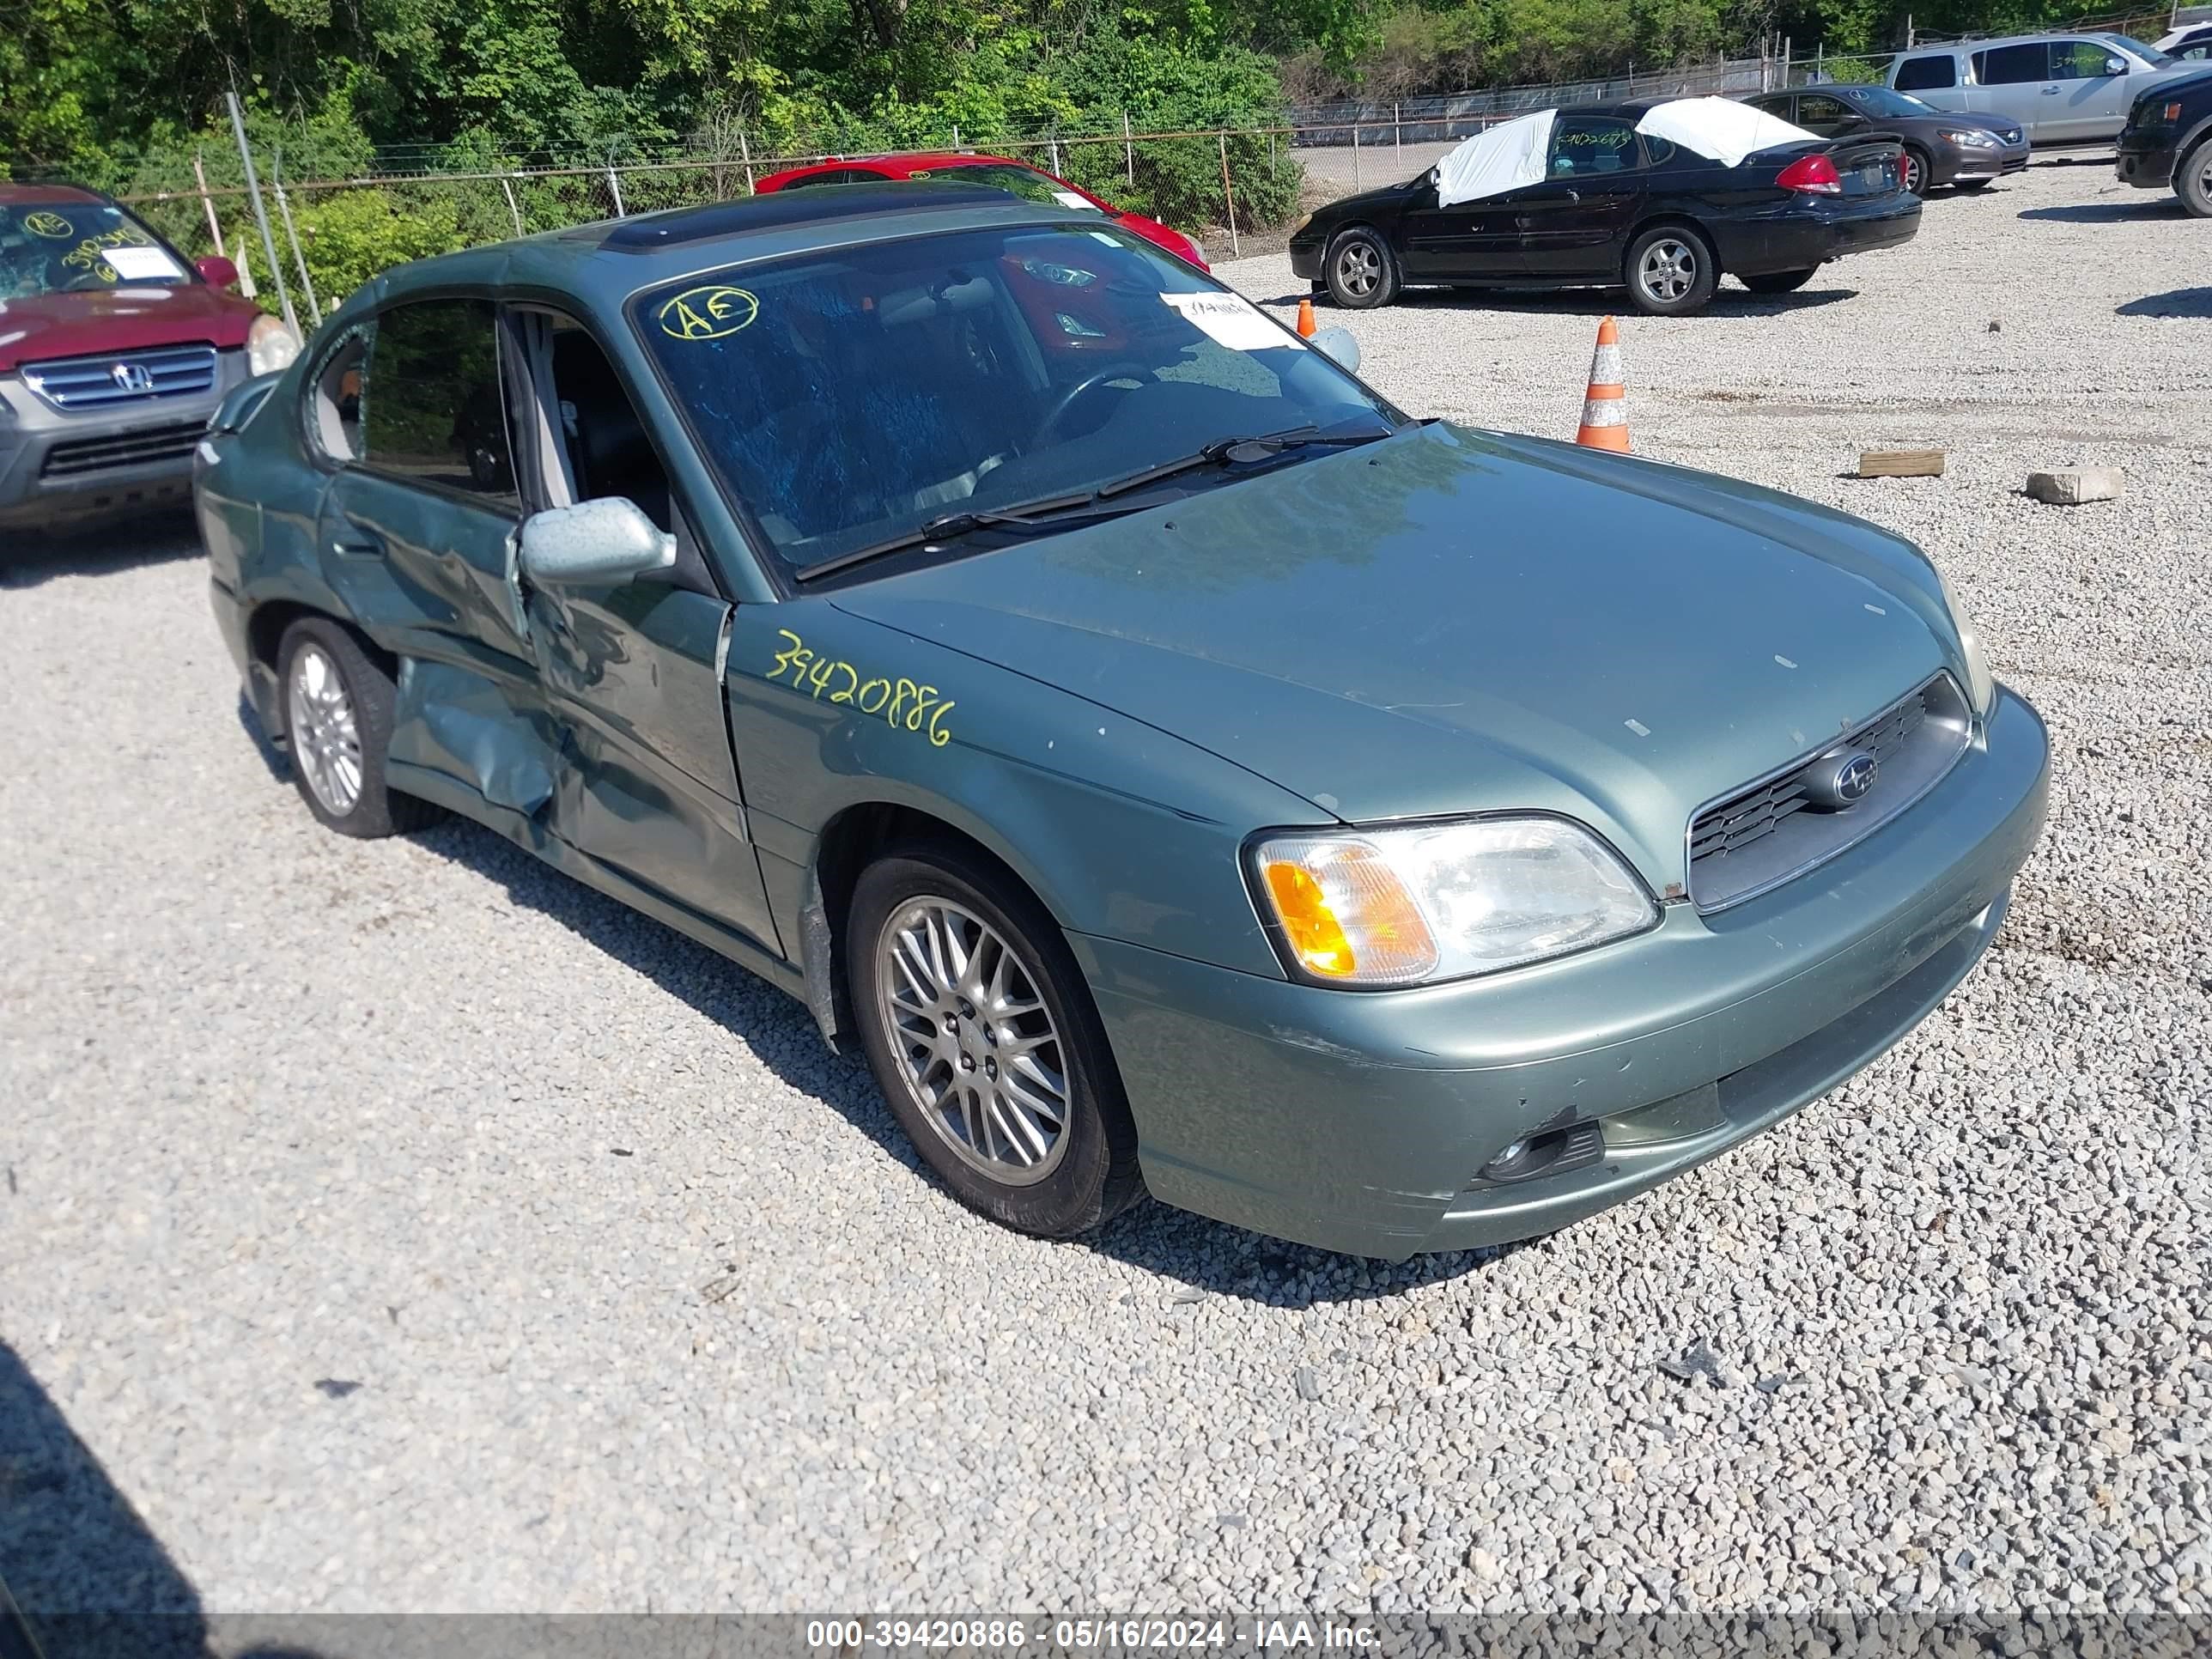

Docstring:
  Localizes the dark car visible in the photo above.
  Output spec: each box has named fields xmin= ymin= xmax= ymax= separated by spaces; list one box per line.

xmin=0 ymin=185 xmax=300 ymax=532
xmin=2116 ymin=64 xmax=2212 ymax=214
xmin=1290 ymin=100 xmax=1920 ymax=316
xmin=1743 ymin=84 xmax=2028 ymax=195
xmin=195 ymin=186 xmax=2047 ymax=1260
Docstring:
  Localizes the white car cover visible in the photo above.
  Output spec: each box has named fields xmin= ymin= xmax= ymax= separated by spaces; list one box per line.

xmin=1435 ymin=109 xmax=1558 ymax=207
xmin=1633 ymin=97 xmax=1822 ymax=168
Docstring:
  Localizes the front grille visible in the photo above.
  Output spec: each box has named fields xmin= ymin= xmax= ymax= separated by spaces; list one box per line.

xmin=1687 ymin=675 xmax=1971 ymax=911
xmin=21 ymin=343 xmax=218 ymax=412
xmin=40 ymin=420 xmax=204 ymax=479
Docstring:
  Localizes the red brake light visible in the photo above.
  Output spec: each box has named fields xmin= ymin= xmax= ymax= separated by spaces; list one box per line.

xmin=1776 ymin=154 xmax=1844 ymax=195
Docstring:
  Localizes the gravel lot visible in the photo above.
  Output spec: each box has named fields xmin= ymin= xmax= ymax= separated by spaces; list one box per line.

xmin=3 ymin=155 xmax=2210 ymax=1631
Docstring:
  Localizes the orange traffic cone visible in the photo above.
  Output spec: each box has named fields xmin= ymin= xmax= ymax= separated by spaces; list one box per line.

xmin=1575 ymin=316 xmax=1630 ymax=452
xmin=1295 ymin=297 xmax=1317 ymax=338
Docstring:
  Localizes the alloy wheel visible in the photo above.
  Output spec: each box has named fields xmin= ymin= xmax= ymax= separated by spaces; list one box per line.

xmin=1902 ymin=151 xmax=1925 ymax=194
xmin=1638 ymin=238 xmax=1697 ymax=304
xmin=1334 ymin=241 xmax=1382 ymax=299
xmin=875 ymin=897 xmax=1070 ymax=1185
xmin=287 ymin=644 xmax=363 ymax=816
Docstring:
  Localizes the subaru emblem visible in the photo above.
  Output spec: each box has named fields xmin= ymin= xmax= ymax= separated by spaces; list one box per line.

xmin=1802 ymin=749 xmax=1879 ymax=810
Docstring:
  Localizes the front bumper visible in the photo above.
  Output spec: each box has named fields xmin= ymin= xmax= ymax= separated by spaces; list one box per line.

xmin=2116 ymin=133 xmax=2180 ymax=187
xmin=1289 ymin=236 xmax=1324 ymax=283
xmin=1078 ymin=685 xmax=2049 ymax=1260
xmin=1935 ymin=142 xmax=2031 ymax=183
xmin=1719 ymin=191 xmax=1922 ymax=277
xmin=0 ymin=352 xmax=246 ymax=530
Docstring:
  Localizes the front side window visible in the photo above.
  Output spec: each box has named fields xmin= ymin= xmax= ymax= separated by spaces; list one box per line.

xmin=2051 ymin=40 xmax=2122 ymax=78
xmin=1796 ymin=94 xmax=1857 ymax=127
xmin=633 ymin=224 xmax=1399 ymax=576
xmin=361 ymin=299 xmax=516 ymax=504
xmin=1895 ymin=52 xmax=1959 ymax=89
xmin=1974 ymin=44 xmax=2051 ymax=85
xmin=0 ymin=201 xmax=191 ymax=298
xmin=1548 ymin=116 xmax=1643 ymax=176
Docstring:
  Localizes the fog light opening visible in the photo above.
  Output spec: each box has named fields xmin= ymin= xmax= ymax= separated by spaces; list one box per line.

xmin=1477 ymin=1117 xmax=1605 ymax=1185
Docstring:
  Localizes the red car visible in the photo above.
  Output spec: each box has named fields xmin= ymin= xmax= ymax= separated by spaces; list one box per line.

xmin=1 ymin=184 xmax=299 ymax=532
xmin=754 ymin=153 xmax=1209 ymax=270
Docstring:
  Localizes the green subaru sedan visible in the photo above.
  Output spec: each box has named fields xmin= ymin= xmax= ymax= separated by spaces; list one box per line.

xmin=196 ymin=184 xmax=2049 ymax=1261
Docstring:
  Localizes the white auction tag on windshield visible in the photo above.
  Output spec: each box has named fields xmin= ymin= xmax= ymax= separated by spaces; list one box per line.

xmin=1160 ymin=290 xmax=1303 ymax=351
xmin=1051 ymin=190 xmax=1103 ymax=213
xmin=105 ymin=245 xmax=185 ymax=282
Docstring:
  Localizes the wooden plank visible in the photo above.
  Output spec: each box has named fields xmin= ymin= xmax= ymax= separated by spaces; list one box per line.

xmin=1857 ymin=448 xmax=1945 ymax=478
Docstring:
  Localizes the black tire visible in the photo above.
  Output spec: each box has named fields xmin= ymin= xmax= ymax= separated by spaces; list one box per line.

xmin=2180 ymin=140 xmax=2212 ymax=219
xmin=1623 ymin=225 xmax=1719 ymax=316
xmin=276 ymin=616 xmax=443 ymax=839
xmin=1740 ymin=267 xmax=1818 ymax=295
xmin=1900 ymin=146 xmax=1930 ymax=197
xmin=1323 ymin=227 xmax=1400 ymax=310
xmin=1955 ymin=178 xmax=1994 ymax=193
xmin=847 ymin=842 xmax=1144 ymax=1239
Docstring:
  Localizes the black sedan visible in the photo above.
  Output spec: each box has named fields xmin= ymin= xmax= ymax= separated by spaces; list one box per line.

xmin=1743 ymin=84 xmax=2029 ymax=195
xmin=1291 ymin=100 xmax=1921 ymax=317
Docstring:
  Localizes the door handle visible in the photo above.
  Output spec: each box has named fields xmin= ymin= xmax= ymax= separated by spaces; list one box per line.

xmin=2041 ymin=85 xmax=2061 ymax=94
xmin=333 ymin=527 xmax=385 ymax=558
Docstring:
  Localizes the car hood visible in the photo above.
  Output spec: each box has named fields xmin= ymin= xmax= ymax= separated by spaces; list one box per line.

xmin=0 ymin=283 xmax=257 ymax=372
xmin=830 ymin=423 xmax=1964 ymax=890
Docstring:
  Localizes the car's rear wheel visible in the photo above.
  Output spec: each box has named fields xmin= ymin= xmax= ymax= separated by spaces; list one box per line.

xmin=1625 ymin=227 xmax=1718 ymax=315
xmin=277 ymin=617 xmax=442 ymax=839
xmin=2180 ymin=140 xmax=2212 ymax=218
xmin=1740 ymin=267 xmax=1818 ymax=295
xmin=847 ymin=843 xmax=1144 ymax=1238
xmin=1324 ymin=228 xmax=1400 ymax=309
xmin=1899 ymin=146 xmax=1930 ymax=196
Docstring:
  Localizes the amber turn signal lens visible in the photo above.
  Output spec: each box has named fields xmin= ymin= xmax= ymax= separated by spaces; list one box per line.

xmin=1263 ymin=860 xmax=1358 ymax=976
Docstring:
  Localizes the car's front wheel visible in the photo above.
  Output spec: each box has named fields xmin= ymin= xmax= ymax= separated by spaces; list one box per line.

xmin=1625 ymin=227 xmax=1718 ymax=315
xmin=1899 ymin=146 xmax=1930 ymax=196
xmin=1740 ymin=267 xmax=1818 ymax=295
xmin=847 ymin=843 xmax=1144 ymax=1238
xmin=1324 ymin=228 xmax=1400 ymax=309
xmin=277 ymin=617 xmax=442 ymax=838
xmin=2179 ymin=139 xmax=2212 ymax=219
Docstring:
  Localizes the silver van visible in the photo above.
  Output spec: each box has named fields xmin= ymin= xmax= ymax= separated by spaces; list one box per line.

xmin=1885 ymin=31 xmax=2199 ymax=143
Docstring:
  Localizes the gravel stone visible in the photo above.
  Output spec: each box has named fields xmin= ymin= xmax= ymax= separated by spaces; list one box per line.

xmin=2 ymin=156 xmax=2209 ymax=1620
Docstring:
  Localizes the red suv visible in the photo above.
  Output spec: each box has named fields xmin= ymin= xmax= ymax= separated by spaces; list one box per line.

xmin=1 ymin=185 xmax=299 ymax=532
xmin=754 ymin=153 xmax=1208 ymax=269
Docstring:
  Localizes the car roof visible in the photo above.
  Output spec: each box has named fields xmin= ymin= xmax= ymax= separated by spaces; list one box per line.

xmin=1901 ymin=29 xmax=2151 ymax=52
xmin=0 ymin=183 xmax=109 ymax=207
xmin=329 ymin=184 xmax=1101 ymax=321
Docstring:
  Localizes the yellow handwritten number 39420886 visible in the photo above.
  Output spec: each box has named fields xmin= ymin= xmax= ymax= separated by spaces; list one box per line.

xmin=769 ymin=630 xmax=955 ymax=747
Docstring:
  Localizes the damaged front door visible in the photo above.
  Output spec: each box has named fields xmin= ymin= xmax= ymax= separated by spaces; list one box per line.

xmin=510 ymin=313 xmax=781 ymax=958
xmin=314 ymin=296 xmax=562 ymax=822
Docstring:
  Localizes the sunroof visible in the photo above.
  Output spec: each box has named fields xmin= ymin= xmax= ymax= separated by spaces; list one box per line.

xmin=589 ymin=182 xmax=1031 ymax=252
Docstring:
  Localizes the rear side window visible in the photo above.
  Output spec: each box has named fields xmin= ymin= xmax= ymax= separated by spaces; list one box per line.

xmin=362 ymin=299 xmax=516 ymax=503
xmin=1895 ymin=52 xmax=1958 ymax=89
xmin=1973 ymin=43 xmax=2051 ymax=85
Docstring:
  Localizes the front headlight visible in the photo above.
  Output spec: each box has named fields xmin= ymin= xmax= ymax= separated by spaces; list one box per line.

xmin=1936 ymin=567 xmax=1996 ymax=714
xmin=247 ymin=313 xmax=301 ymax=377
xmin=1251 ymin=817 xmax=1659 ymax=987
xmin=1940 ymin=128 xmax=1997 ymax=147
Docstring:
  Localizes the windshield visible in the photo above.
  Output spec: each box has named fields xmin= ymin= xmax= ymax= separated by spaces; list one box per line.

xmin=1842 ymin=84 xmax=1937 ymax=116
xmin=2104 ymin=33 xmax=2172 ymax=64
xmin=634 ymin=223 xmax=1401 ymax=574
xmin=935 ymin=163 xmax=1103 ymax=213
xmin=0 ymin=202 xmax=192 ymax=298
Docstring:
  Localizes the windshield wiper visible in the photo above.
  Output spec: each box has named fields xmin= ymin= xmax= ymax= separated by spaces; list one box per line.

xmin=791 ymin=493 xmax=1123 ymax=583
xmin=1091 ymin=423 xmax=1390 ymax=500
xmin=790 ymin=423 xmax=1395 ymax=584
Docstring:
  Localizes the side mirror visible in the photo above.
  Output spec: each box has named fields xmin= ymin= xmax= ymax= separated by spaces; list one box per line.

xmin=519 ymin=497 xmax=677 ymax=586
xmin=1310 ymin=325 xmax=1361 ymax=374
xmin=196 ymin=255 xmax=240 ymax=289
xmin=2104 ymin=56 xmax=2127 ymax=76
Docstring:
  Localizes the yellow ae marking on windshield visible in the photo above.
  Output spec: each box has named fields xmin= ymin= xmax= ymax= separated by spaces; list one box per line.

xmin=658 ymin=284 xmax=758 ymax=340
xmin=21 ymin=211 xmax=75 ymax=239
xmin=768 ymin=629 xmax=956 ymax=747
